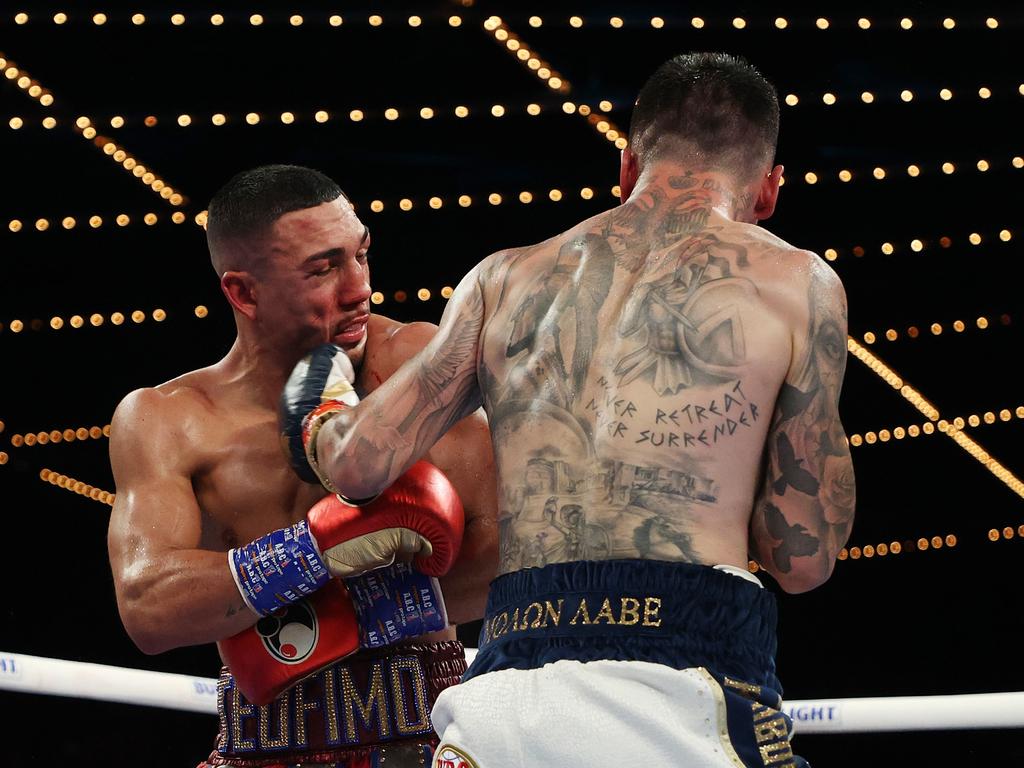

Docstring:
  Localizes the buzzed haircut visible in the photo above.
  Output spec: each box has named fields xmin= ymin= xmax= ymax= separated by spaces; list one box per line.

xmin=206 ymin=164 xmax=347 ymax=274
xmin=628 ymin=52 xmax=779 ymax=179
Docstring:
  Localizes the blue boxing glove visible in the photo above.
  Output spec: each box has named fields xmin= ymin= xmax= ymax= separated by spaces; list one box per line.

xmin=279 ymin=343 xmax=360 ymax=495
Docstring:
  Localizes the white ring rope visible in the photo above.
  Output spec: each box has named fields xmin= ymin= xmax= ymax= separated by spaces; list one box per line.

xmin=2 ymin=650 xmax=1023 ymax=734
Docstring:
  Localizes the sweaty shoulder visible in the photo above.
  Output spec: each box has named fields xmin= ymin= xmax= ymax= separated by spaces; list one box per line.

xmin=361 ymin=313 xmax=438 ymax=387
xmin=109 ymin=371 xmax=218 ymax=480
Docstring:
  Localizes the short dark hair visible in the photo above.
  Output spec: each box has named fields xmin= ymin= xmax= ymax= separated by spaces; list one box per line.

xmin=628 ymin=52 xmax=779 ymax=178
xmin=206 ymin=164 xmax=347 ymax=273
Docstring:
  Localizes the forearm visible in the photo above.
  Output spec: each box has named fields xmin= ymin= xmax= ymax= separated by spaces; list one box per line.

xmin=115 ymin=548 xmax=256 ymax=654
xmin=317 ymin=407 xmax=404 ymax=502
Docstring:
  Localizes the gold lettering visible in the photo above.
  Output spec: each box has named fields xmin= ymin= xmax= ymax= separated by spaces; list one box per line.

xmin=293 ymin=678 xmax=321 ymax=747
xmin=258 ymin=691 xmax=291 ymax=749
xmin=216 ymin=674 xmax=230 ymax=752
xmin=543 ymin=599 xmax=564 ymax=627
xmin=755 ymin=715 xmax=789 ymax=744
xmin=724 ymin=676 xmax=762 ymax=699
xmin=493 ymin=611 xmax=509 ymax=638
xmin=510 ymin=607 xmax=521 ymax=631
xmin=752 ymin=703 xmax=775 ymax=723
xmin=619 ymin=597 xmax=641 ymax=625
xmin=229 ymin=685 xmax=256 ymax=752
xmin=524 ymin=602 xmax=544 ymax=629
xmin=759 ymin=741 xmax=795 ymax=765
xmin=593 ymin=597 xmax=617 ymax=625
xmin=570 ymin=598 xmax=592 ymax=625
xmin=642 ymin=596 xmax=662 ymax=627
xmin=339 ymin=661 xmax=391 ymax=742
xmin=391 ymin=657 xmax=431 ymax=735
xmin=322 ymin=667 xmax=342 ymax=744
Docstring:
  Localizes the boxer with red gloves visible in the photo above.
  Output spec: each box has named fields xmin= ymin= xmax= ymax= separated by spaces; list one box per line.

xmin=107 ymin=165 xmax=498 ymax=768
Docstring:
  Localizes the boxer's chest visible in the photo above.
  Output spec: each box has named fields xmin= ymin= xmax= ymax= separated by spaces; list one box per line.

xmin=191 ymin=406 xmax=328 ymax=551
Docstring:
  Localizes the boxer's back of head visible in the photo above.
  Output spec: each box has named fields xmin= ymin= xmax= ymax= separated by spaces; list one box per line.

xmin=628 ymin=52 xmax=779 ymax=181
xmin=206 ymin=164 xmax=347 ymax=276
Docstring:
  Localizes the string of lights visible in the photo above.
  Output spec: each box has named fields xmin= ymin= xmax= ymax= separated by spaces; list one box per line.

xmin=838 ymin=534 xmax=957 ymax=561
xmin=1 ymin=54 xmax=187 ymax=207
xmin=0 ymin=53 xmax=54 ymax=107
xmin=10 ymin=425 xmax=111 ymax=448
xmin=988 ymin=526 xmax=1024 ymax=542
xmin=0 ymin=306 xmax=209 ymax=336
xmin=799 ymin=156 xmax=1024 ymax=192
xmin=823 ymin=227 xmax=1014 ymax=263
xmin=482 ymin=15 xmax=628 ymax=150
xmin=6 ymin=12 xmax=1006 ymax=31
xmin=782 ymin=84 xmax=1024 ymax=107
xmin=859 ymin=313 xmax=1012 ymax=344
xmin=5 ymin=100 xmax=623 ymax=130
xmin=6 ymin=212 xmax=191 ymax=232
xmin=8 ymin=12 xmax=471 ymax=28
xmin=849 ymin=407 xmax=1024 ymax=448
xmin=848 ymin=339 xmax=1024 ymax=499
xmin=38 ymin=468 xmax=115 ymax=507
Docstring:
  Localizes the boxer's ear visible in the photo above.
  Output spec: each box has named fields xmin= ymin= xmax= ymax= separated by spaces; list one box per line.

xmin=753 ymin=164 xmax=784 ymax=222
xmin=619 ymin=147 xmax=640 ymax=203
xmin=221 ymin=271 xmax=258 ymax=320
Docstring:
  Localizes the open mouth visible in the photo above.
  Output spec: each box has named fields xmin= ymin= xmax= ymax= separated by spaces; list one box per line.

xmin=332 ymin=316 xmax=369 ymax=345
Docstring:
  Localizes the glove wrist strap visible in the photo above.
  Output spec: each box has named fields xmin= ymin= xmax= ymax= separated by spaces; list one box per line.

xmin=228 ymin=520 xmax=332 ymax=616
xmin=347 ymin=563 xmax=448 ymax=648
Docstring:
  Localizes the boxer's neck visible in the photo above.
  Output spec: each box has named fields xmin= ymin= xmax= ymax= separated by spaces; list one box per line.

xmin=221 ymin=333 xmax=307 ymax=409
xmin=629 ymin=161 xmax=753 ymax=222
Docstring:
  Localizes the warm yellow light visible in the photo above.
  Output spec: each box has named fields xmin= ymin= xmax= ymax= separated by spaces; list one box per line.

xmin=611 ymin=185 xmax=622 ymax=198
xmin=488 ymin=193 xmax=502 ymax=205
xmin=939 ymin=88 xmax=952 ymax=101
xmin=863 ymin=332 xmax=876 ymax=344
xmin=408 ymin=15 xmax=421 ymax=27
xmin=580 ymin=187 xmax=594 ymax=200
xmin=89 ymin=216 xmax=102 ymax=228
xmin=900 ymin=90 xmax=914 ymax=102
xmin=417 ymin=288 xmax=431 ymax=301
xmin=610 ymin=16 xmax=623 ymax=28
xmin=172 ymin=13 xmax=185 ymax=25
xmin=448 ymin=16 xmax=462 ymax=27
xmin=279 ymin=112 xmax=294 ymax=124
xmin=910 ymin=239 xmax=923 ymax=252
xmin=314 ymin=111 xmax=328 ymax=123
xmin=50 ymin=316 xmax=64 ymax=330
xmin=943 ymin=18 xmax=955 ymax=29
xmin=651 ymin=17 xmax=664 ymax=29
xmin=455 ymin=106 xmax=469 ymax=117
xmin=873 ymin=167 xmax=886 ymax=180
xmin=930 ymin=323 xmax=942 ymax=335
xmin=733 ymin=18 xmax=746 ymax=29
xmin=54 ymin=12 xmax=68 ymax=24
xmin=210 ymin=14 xmax=223 ymax=25
xmin=8 ymin=117 xmax=22 ymax=129
xmin=110 ymin=312 xmax=125 ymax=325
xmin=691 ymin=17 xmax=705 ymax=29
xmin=775 ymin=18 xmax=788 ymax=29
xmin=569 ymin=16 xmax=583 ymax=28
xmin=986 ymin=18 xmax=998 ymax=29
xmin=942 ymin=162 xmax=955 ymax=174
xmin=116 ymin=214 xmax=130 ymax=227
xmin=246 ymin=112 xmax=260 ymax=125
xmin=40 ymin=94 xmax=53 ymax=106
xmin=35 ymin=218 xmax=49 ymax=232
xmin=370 ymin=200 xmax=384 ymax=213
xmin=886 ymin=329 xmax=898 ymax=341
xmin=349 ymin=110 xmax=364 ymax=122
xmin=90 ymin=314 xmax=103 ymax=327
xmin=28 ymin=85 xmax=41 ymax=97
xmin=561 ymin=102 xmax=576 ymax=114
xmin=371 ymin=292 xmax=384 ymax=305
xmin=495 ymin=29 xmax=509 ymax=41
xmin=14 ymin=12 xmax=28 ymax=24
xmin=824 ymin=248 xmax=838 ymax=261
xmin=529 ymin=16 xmax=542 ymax=27
xmin=429 ymin=197 xmax=443 ymax=209
xmin=999 ymin=229 xmax=1011 ymax=242
xmin=838 ymin=170 xmax=852 ymax=182
xmin=953 ymin=320 xmax=965 ymax=332
xmin=420 ymin=107 xmax=434 ymax=119
xmin=329 ymin=15 xmax=343 ymax=27
xmin=194 ymin=306 xmax=208 ymax=318
xmin=93 ymin=13 xmax=107 ymax=24
xmin=527 ymin=103 xmax=541 ymax=116
xmin=250 ymin=14 xmax=263 ymax=25
xmin=816 ymin=18 xmax=829 ymax=29
xmin=519 ymin=191 xmax=533 ymax=204
xmin=900 ymin=18 xmax=913 ymax=30
xmin=881 ymin=242 xmax=894 ymax=255
xmin=458 ymin=195 xmax=472 ymax=207
xmin=978 ymin=87 xmax=992 ymax=99
xmin=784 ymin=94 xmax=798 ymax=106
xmin=615 ymin=138 xmax=628 ymax=149
xmin=823 ymin=93 xmax=836 ymax=105
xmin=548 ymin=77 xmax=562 ymax=89
xmin=858 ymin=17 xmax=871 ymax=29
xmin=549 ymin=189 xmax=563 ymax=201
xmin=289 ymin=14 xmax=303 ymax=26
xmin=144 ymin=213 xmax=157 ymax=225
xmin=907 ymin=164 xmax=920 ymax=177
xmin=399 ymin=198 xmax=413 ymax=211
xmin=385 ymin=108 xmax=399 ymax=120
xmin=969 ymin=233 xmax=982 ymax=245
xmin=491 ymin=105 xmax=505 ymax=117
xmin=441 ymin=286 xmax=454 ymax=299
xmin=977 ymin=159 xmax=990 ymax=172
xmin=804 ymin=172 xmax=818 ymax=185
xmin=1013 ymin=157 xmax=1024 ymax=169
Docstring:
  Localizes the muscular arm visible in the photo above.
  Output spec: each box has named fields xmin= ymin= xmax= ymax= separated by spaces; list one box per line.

xmin=373 ymin=320 xmax=499 ymax=625
xmin=107 ymin=389 xmax=256 ymax=654
xmin=318 ymin=263 xmax=488 ymax=502
xmin=749 ymin=260 xmax=856 ymax=593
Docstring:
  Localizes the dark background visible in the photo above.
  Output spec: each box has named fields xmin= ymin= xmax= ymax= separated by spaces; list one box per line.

xmin=1 ymin=1 xmax=1022 ymax=765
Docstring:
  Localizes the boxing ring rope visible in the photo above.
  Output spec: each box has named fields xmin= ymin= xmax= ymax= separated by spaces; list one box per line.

xmin=3 ymin=650 xmax=1023 ymax=734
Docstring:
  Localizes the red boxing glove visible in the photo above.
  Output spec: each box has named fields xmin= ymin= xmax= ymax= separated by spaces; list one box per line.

xmin=310 ymin=460 xmax=465 ymax=578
